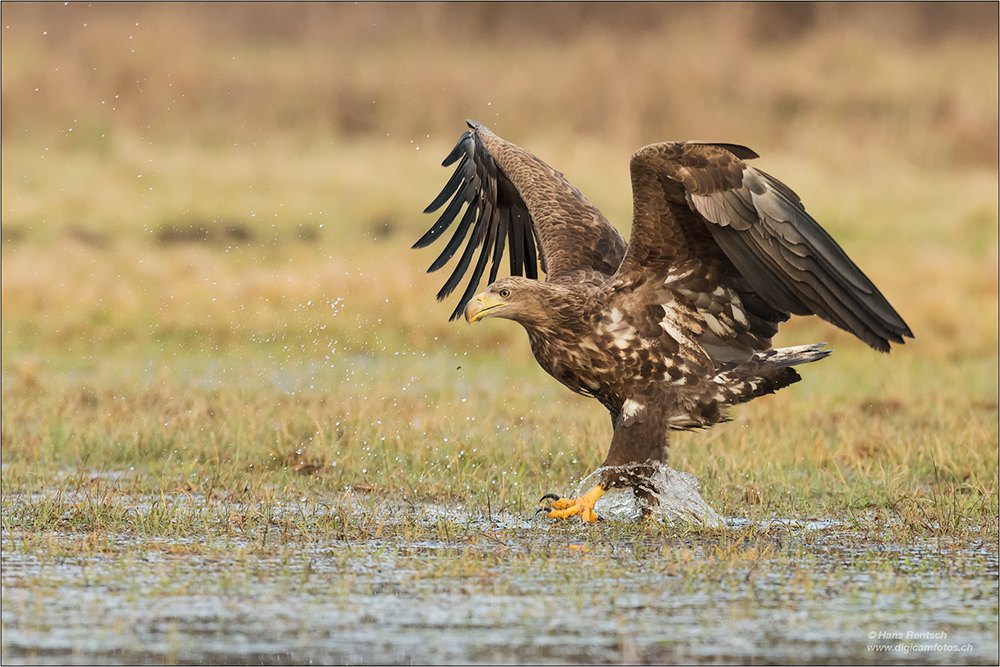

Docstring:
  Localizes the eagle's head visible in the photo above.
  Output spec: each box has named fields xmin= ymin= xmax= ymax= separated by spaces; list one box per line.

xmin=465 ymin=277 xmax=553 ymax=327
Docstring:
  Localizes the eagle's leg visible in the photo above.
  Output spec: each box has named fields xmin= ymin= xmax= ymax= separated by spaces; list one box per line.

xmin=541 ymin=400 xmax=667 ymax=522
xmin=542 ymin=485 xmax=607 ymax=522
xmin=546 ymin=399 xmax=667 ymax=521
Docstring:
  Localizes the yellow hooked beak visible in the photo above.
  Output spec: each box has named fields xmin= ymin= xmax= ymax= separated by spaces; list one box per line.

xmin=464 ymin=291 xmax=507 ymax=323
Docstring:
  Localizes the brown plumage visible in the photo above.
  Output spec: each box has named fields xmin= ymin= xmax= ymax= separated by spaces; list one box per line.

xmin=414 ymin=120 xmax=913 ymax=521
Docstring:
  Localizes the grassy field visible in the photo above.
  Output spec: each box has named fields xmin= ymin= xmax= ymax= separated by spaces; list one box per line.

xmin=2 ymin=3 xmax=998 ymax=664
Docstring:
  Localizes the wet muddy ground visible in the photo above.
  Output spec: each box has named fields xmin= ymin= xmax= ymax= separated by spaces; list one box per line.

xmin=2 ymin=493 xmax=997 ymax=665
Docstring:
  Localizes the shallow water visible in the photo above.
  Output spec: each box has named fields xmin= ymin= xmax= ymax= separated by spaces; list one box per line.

xmin=583 ymin=462 xmax=724 ymax=527
xmin=2 ymin=493 xmax=998 ymax=665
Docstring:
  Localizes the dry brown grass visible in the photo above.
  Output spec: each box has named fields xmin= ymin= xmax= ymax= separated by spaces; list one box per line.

xmin=2 ymin=3 xmax=996 ymax=162
xmin=1 ymin=3 xmax=997 ymax=527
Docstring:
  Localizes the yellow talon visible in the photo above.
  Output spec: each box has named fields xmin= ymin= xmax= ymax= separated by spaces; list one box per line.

xmin=545 ymin=484 xmax=606 ymax=522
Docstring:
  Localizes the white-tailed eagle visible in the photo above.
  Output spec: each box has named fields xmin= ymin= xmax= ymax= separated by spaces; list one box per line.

xmin=414 ymin=120 xmax=912 ymax=521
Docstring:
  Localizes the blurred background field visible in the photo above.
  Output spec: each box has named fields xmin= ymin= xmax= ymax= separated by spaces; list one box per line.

xmin=1 ymin=3 xmax=998 ymax=664
xmin=2 ymin=1 xmax=996 ymax=504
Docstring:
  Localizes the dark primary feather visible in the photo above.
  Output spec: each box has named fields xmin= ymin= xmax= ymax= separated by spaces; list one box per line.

xmin=414 ymin=128 xmax=531 ymax=319
xmin=415 ymin=120 xmax=626 ymax=320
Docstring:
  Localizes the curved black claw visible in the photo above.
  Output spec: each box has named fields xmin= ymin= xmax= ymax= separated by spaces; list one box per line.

xmin=537 ymin=493 xmax=562 ymax=518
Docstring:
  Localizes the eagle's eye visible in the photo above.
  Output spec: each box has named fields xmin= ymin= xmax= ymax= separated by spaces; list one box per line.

xmin=498 ymin=288 xmax=512 ymax=299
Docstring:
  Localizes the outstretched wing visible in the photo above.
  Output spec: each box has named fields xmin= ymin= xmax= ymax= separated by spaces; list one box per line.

xmin=619 ymin=142 xmax=913 ymax=353
xmin=414 ymin=120 xmax=626 ymax=320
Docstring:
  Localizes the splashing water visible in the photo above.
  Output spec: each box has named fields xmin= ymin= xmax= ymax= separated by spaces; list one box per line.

xmin=579 ymin=462 xmax=723 ymax=527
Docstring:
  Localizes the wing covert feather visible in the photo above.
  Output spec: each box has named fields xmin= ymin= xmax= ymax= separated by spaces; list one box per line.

xmin=622 ymin=142 xmax=912 ymax=352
